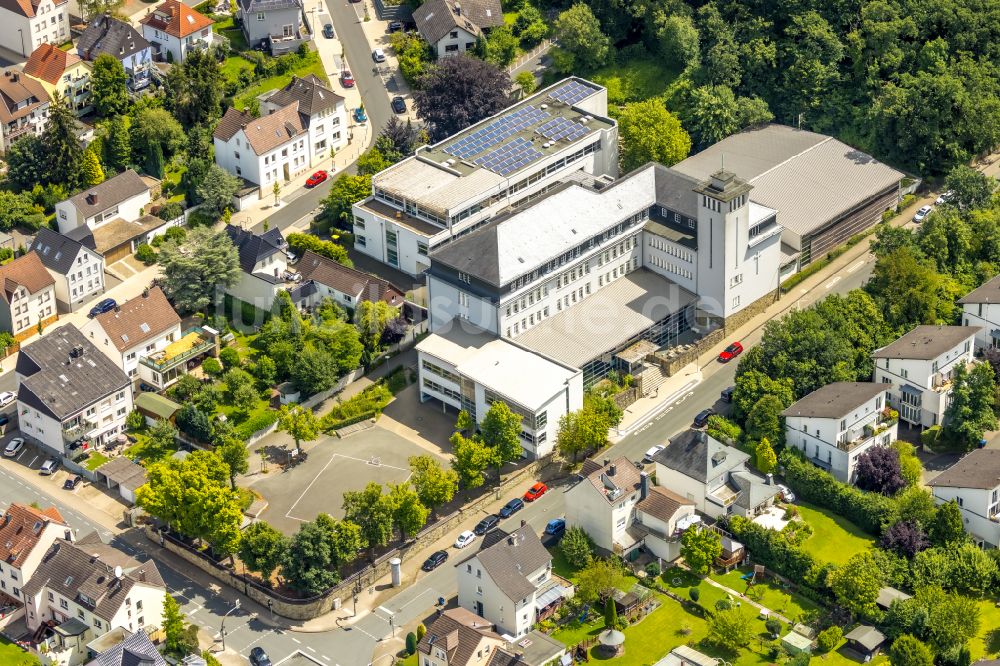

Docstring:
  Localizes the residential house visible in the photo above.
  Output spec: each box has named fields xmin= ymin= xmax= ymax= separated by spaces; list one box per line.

xmin=85 ymin=629 xmax=166 ymax=666
xmin=928 ymin=448 xmax=1000 ymax=548
xmin=872 ymin=325 xmax=980 ymax=428
xmin=22 ymin=539 xmax=165 ymax=666
xmin=416 ymin=607 xmax=506 ymax=666
xmin=54 ymin=170 xmax=152 ymax=235
xmin=0 ymin=503 xmax=71 ymax=605
xmin=292 ymin=249 xmax=404 ymax=311
xmin=413 ymin=0 xmax=503 ymax=58
xmin=633 ymin=485 xmax=697 ymax=563
xmin=28 ymin=228 xmax=106 ymax=312
xmin=236 ymin=0 xmax=309 ymax=54
xmin=0 ymin=69 xmax=50 ymax=154
xmin=564 ymin=457 xmax=645 ymax=556
xmin=781 ymin=382 xmax=897 ymax=484
xmin=15 ymin=323 xmax=132 ymax=455
xmin=456 ymin=524 xmax=568 ymax=638
xmin=23 ymin=43 xmax=92 ymax=116
xmin=67 ymin=214 xmax=179 ymax=264
xmin=213 ymin=75 xmax=346 ymax=196
xmin=224 ymin=224 xmax=288 ymax=310
xmin=77 ymin=15 xmax=152 ymax=90
xmin=416 ymin=319 xmax=582 ymax=458
xmin=0 ymin=251 xmax=58 ymax=342
xmin=653 ymin=430 xmax=781 ymax=519
xmin=959 ymin=274 xmax=1000 ymax=351
xmin=139 ymin=0 xmax=214 ymax=63
xmin=0 ymin=0 xmax=68 ymax=59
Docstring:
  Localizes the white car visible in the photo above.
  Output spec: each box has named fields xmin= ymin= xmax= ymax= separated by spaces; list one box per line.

xmin=912 ymin=205 xmax=933 ymax=223
xmin=643 ymin=445 xmax=665 ymax=462
xmin=777 ymin=484 xmax=795 ymax=503
xmin=454 ymin=530 xmax=477 ymax=549
xmin=3 ymin=437 xmax=24 ymax=457
xmin=935 ymin=190 xmax=954 ymax=205
xmin=0 ymin=391 xmax=14 ymax=407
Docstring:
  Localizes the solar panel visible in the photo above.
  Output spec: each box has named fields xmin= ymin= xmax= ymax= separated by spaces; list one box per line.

xmin=473 ymin=137 xmax=544 ymax=176
xmin=548 ymin=80 xmax=599 ymax=106
xmin=536 ymin=116 xmax=588 ymax=143
xmin=445 ymin=105 xmax=550 ymax=160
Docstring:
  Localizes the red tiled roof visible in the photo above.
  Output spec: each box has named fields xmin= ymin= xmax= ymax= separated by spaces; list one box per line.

xmin=139 ymin=0 xmax=213 ymax=38
xmin=0 ymin=503 xmax=67 ymax=569
xmin=0 ymin=252 xmax=56 ymax=304
xmin=23 ymin=43 xmax=82 ymax=85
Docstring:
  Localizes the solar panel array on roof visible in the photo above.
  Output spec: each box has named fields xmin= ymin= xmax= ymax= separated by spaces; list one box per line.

xmin=536 ymin=116 xmax=588 ymax=143
xmin=548 ymin=80 xmax=599 ymax=106
xmin=445 ymin=105 xmax=550 ymax=160
xmin=474 ymin=137 xmax=544 ymax=176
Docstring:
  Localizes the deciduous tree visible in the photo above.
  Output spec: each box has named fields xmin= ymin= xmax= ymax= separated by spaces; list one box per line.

xmin=575 ymin=557 xmax=627 ymax=604
xmin=552 ymin=4 xmax=610 ymax=72
xmin=480 ymin=401 xmax=523 ymax=479
xmin=929 ymin=500 xmax=967 ymax=546
xmin=680 ymin=525 xmax=721 ymax=575
xmin=320 ymin=174 xmax=372 ymax=226
xmin=944 ymin=165 xmax=997 ymax=210
xmin=556 ymin=406 xmax=610 ymax=461
xmin=90 ymin=54 xmax=129 ymax=117
xmin=158 ymin=225 xmax=240 ymax=312
xmin=387 ymin=482 xmax=429 ymax=540
xmin=217 ymin=438 xmax=249 ymax=490
xmin=165 ymin=47 xmax=223 ymax=127
xmin=855 ymin=445 xmax=906 ymax=495
xmin=560 ymin=526 xmax=594 ymax=568
xmin=238 ymin=520 xmax=288 ymax=585
xmin=277 ymin=405 xmax=319 ymax=455
xmin=408 ymin=455 xmax=458 ymax=518
xmin=617 ymin=99 xmax=691 ymax=172
xmin=707 ymin=607 xmax=754 ymax=652
xmin=880 ymin=520 xmax=929 ymax=558
xmin=888 ymin=634 xmax=934 ymax=666
xmin=830 ymin=551 xmax=884 ymax=619
xmin=413 ymin=55 xmax=511 ymax=142
xmin=450 ymin=432 xmax=490 ymax=490
xmin=343 ymin=482 xmax=395 ymax=557
xmin=943 ymin=361 xmax=997 ymax=449
xmin=196 ymin=165 xmax=241 ymax=220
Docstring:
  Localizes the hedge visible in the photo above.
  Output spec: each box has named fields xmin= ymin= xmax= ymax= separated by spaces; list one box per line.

xmin=323 ymin=409 xmax=379 ymax=432
xmin=726 ymin=515 xmax=819 ymax=583
xmin=233 ymin=411 xmax=279 ymax=440
xmin=781 ymin=451 xmax=898 ymax=536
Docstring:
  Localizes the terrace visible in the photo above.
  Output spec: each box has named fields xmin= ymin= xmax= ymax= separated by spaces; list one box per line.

xmin=139 ymin=326 xmax=218 ymax=387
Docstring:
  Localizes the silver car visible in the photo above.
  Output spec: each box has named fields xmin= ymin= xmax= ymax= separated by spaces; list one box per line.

xmin=39 ymin=458 xmax=59 ymax=475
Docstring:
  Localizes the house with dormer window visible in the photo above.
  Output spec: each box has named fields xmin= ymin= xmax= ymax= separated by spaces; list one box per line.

xmin=77 ymin=15 xmax=152 ymax=90
xmin=28 ymin=228 xmax=105 ymax=313
xmin=0 ymin=503 xmax=71 ymax=606
xmin=54 ymin=170 xmax=152 ymax=235
xmin=139 ymin=0 xmax=214 ymax=63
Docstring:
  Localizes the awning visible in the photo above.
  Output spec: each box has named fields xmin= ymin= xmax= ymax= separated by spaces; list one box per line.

xmin=535 ymin=585 xmax=568 ymax=611
xmin=899 ymin=384 xmax=922 ymax=397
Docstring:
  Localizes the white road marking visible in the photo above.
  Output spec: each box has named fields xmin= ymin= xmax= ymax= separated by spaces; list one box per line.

xmin=823 ymin=276 xmax=841 ymax=289
xmin=292 ymin=638 xmax=302 ymax=644
xmin=286 ymin=453 xmax=410 ymax=522
xmin=322 ymin=656 xmax=331 ymax=662
xmin=846 ymin=259 xmax=865 ymax=273
xmin=307 ymin=646 xmax=317 ymax=653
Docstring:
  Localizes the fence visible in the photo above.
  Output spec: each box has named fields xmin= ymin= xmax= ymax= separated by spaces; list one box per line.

xmin=508 ymin=39 xmax=555 ymax=75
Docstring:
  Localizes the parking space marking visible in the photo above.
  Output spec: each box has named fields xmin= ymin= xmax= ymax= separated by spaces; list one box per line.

xmin=846 ymin=259 xmax=865 ymax=273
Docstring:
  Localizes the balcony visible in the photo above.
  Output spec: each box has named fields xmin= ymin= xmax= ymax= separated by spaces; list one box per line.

xmin=835 ymin=408 xmax=899 ymax=451
xmin=932 ymin=372 xmax=954 ymax=392
xmin=139 ymin=326 xmax=218 ymax=373
xmin=62 ymin=417 xmax=98 ymax=443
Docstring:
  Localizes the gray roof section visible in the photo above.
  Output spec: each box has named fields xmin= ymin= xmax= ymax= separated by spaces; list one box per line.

xmin=872 ymin=325 xmax=980 ymax=360
xmin=653 ymin=164 xmax=700 ymax=219
xmin=928 ymin=449 xmax=1000 ymax=490
xmin=474 ymin=524 xmax=550 ymax=601
xmin=959 ymin=274 xmax=1000 ymax=305
xmin=730 ymin=471 xmax=780 ymax=510
xmin=78 ymin=15 xmax=150 ymax=62
xmin=65 ymin=169 xmax=149 ymax=219
xmin=413 ymin=0 xmax=483 ymax=44
xmin=86 ymin=629 xmax=166 ymax=666
xmin=782 ymin=382 xmax=888 ymax=419
xmin=238 ymin=0 xmax=300 ymax=12
xmin=224 ymin=224 xmax=285 ymax=274
xmin=876 ymin=586 xmax=911 ymax=609
xmin=844 ymin=625 xmax=885 ymax=651
xmin=28 ymin=228 xmax=88 ymax=276
xmin=654 ymin=430 xmax=750 ymax=484
xmin=266 ymin=74 xmax=343 ymax=118
xmin=16 ymin=324 xmax=131 ymax=421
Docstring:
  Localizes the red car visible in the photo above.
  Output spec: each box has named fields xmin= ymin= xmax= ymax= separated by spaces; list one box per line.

xmin=340 ymin=70 xmax=355 ymax=87
xmin=305 ymin=170 xmax=328 ymax=188
xmin=524 ymin=482 xmax=548 ymax=502
xmin=718 ymin=341 xmax=743 ymax=362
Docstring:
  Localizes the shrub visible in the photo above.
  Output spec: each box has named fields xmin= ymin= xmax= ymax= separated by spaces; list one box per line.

xmin=764 ymin=618 xmax=782 ymax=636
xmin=135 ymin=243 xmax=157 ymax=264
xmin=202 ymin=357 xmax=223 ymax=376
xmin=126 ymin=409 xmax=145 ymax=430
xmin=816 ymin=626 xmax=842 ymax=653
xmin=233 ymin=410 xmax=279 ymax=440
xmin=405 ymin=632 xmax=417 ymax=655
xmin=416 ymin=623 xmax=426 ymax=641
xmin=688 ymin=587 xmax=700 ymax=602
xmin=219 ymin=346 xmax=241 ymax=369
xmin=645 ymin=562 xmax=661 ymax=578
xmin=726 ymin=515 xmax=819 ymax=584
xmin=560 ymin=526 xmax=594 ymax=568
xmin=921 ymin=425 xmax=942 ymax=450
xmin=157 ymin=201 xmax=184 ymax=221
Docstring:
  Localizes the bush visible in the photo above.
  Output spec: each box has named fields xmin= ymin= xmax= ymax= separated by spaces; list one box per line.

xmin=688 ymin=587 xmax=700 ymax=602
xmin=320 ymin=383 xmax=392 ymax=428
xmin=726 ymin=515 xmax=820 ymax=584
xmin=126 ymin=409 xmax=145 ymax=430
xmin=416 ymin=623 xmax=426 ymax=641
xmin=816 ymin=625 xmax=842 ymax=653
xmin=645 ymin=562 xmax=661 ymax=577
xmin=764 ymin=618 xmax=782 ymax=636
xmin=219 ymin=346 xmax=241 ymax=369
xmin=135 ymin=243 xmax=157 ymax=264
xmin=560 ymin=526 xmax=594 ymax=568
xmin=202 ymin=357 xmax=223 ymax=376
xmin=232 ymin=410 xmax=279 ymax=440
xmin=405 ymin=632 xmax=417 ymax=655
xmin=158 ymin=201 xmax=184 ymax=221
xmin=921 ymin=425 xmax=942 ymax=449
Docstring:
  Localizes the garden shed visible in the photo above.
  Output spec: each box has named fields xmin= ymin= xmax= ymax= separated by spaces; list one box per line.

xmin=876 ymin=586 xmax=911 ymax=611
xmin=844 ymin=625 xmax=886 ymax=658
xmin=135 ymin=392 xmax=181 ymax=426
xmin=781 ymin=627 xmax=814 ymax=655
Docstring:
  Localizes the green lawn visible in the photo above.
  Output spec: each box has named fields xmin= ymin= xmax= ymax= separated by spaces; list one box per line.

xmin=970 ymin=598 xmax=1000 ymax=661
xmin=233 ymin=57 xmax=329 ymax=110
xmin=710 ymin=567 xmax=821 ymax=625
xmin=123 ymin=427 xmax=176 ymax=464
xmin=213 ymin=15 xmax=249 ymax=50
xmin=590 ymin=56 xmax=683 ymax=106
xmin=0 ymin=634 xmax=40 ymax=666
xmin=84 ymin=451 xmax=110 ymax=471
xmin=796 ymin=502 xmax=875 ymax=566
xmin=221 ymin=55 xmax=255 ymax=85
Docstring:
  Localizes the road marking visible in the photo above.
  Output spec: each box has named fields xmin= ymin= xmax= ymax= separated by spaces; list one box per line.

xmin=292 ymin=638 xmax=302 ymax=644
xmin=322 ymin=656 xmax=331 ymax=662
xmin=307 ymin=646 xmax=317 ymax=653
xmin=823 ymin=276 xmax=841 ymax=289
xmin=28 ymin=455 xmax=38 ymax=468
xmin=846 ymin=259 xmax=865 ymax=273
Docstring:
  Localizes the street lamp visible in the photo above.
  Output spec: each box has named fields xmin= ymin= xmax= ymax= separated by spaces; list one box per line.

xmin=220 ymin=599 xmax=241 ymax=651
xmin=267 ymin=598 xmax=273 ymax=622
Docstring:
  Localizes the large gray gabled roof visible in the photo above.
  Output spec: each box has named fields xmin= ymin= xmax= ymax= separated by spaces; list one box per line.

xmin=654 ymin=430 xmax=749 ymax=484
xmin=78 ymin=15 xmax=150 ymax=62
xmin=872 ymin=325 xmax=979 ymax=360
xmin=782 ymin=382 xmax=888 ymax=419
xmin=28 ymin=228 xmax=88 ymax=276
xmin=471 ymin=524 xmax=550 ymax=601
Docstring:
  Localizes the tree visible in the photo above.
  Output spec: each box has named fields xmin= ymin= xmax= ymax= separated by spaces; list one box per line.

xmin=131 ymin=107 xmax=185 ymax=162
xmin=176 ymin=403 xmax=212 ymax=442
xmin=387 ymin=482 xmax=429 ymax=540
xmin=707 ymin=607 xmax=754 ymax=652
xmin=80 ymin=148 xmax=105 ymax=187
xmin=77 ymin=0 xmax=123 ymax=19
xmin=0 ymin=190 xmax=45 ymax=231
xmin=929 ymin=500 xmax=966 ymax=546
xmin=238 ymin=520 xmax=288 ymax=585
xmin=480 ymin=401 xmax=523 ymax=480
xmin=684 ymin=85 xmax=773 ymax=149
xmin=617 ymin=99 xmax=691 ymax=172
xmin=90 ymin=54 xmax=129 ymax=117
xmin=680 ymin=525 xmax=722 ymax=575
xmin=943 ymin=361 xmax=998 ymax=449
xmin=319 ymin=174 xmax=371 ymax=226
xmin=162 ymin=593 xmax=196 ymax=657
xmin=657 ymin=14 xmax=700 ymax=68
xmin=917 ymin=585 xmax=981 ymax=659
xmin=456 ymin=409 xmax=474 ymax=433
xmin=603 ymin=596 xmax=618 ymax=629
xmin=286 ymin=233 xmax=352 ymax=266
xmin=855 ymin=446 xmax=906 ymax=495
xmin=43 ymin=95 xmax=85 ymax=189
xmin=888 ymin=634 xmax=934 ymax=666
xmin=277 ymin=405 xmax=319 ymax=455
xmin=283 ymin=515 xmax=361 ymax=594
xmin=484 ymin=25 xmax=519 ymax=66
xmin=196 ymin=165 xmax=241 ymax=220
xmin=356 ymin=145 xmax=392 ymax=177
xmin=892 ymin=441 xmax=923 ymax=487
xmin=745 ymin=395 xmax=783 ymax=446
xmin=4 ymin=135 xmax=48 ymax=191
xmin=405 ymin=632 xmax=417 ymax=655
xmin=829 ymin=551 xmax=884 ymax=619
xmin=413 ymin=55 xmax=511 ymax=142
xmin=103 ymin=115 xmax=132 ymax=171
xmin=224 ymin=368 xmax=258 ymax=414
xmin=408 ymin=455 xmax=458 ymax=518
xmin=754 ymin=438 xmax=777 ymax=474
xmin=731 ymin=370 xmax=795 ymax=422
xmin=944 ymin=165 xmax=997 ymax=210
xmin=575 ymin=557 xmax=627 ymax=604
xmin=880 ymin=520 xmax=929 ymax=558
xmin=165 ymin=47 xmax=223 ymax=127
xmin=706 ymin=415 xmax=741 ymax=445
xmin=355 ymin=300 xmax=397 ymax=364
xmin=866 ymin=247 xmax=959 ymax=330
xmin=556 ymin=406 xmax=611 ymax=462
xmin=515 ymin=71 xmax=537 ymax=96
xmin=217 ymin=438 xmax=248 ymax=490
xmin=560 ymin=526 xmax=594 ymax=568
xmin=816 ymin=626 xmax=842 ymax=653
xmin=291 ymin=345 xmax=339 ymax=395
xmin=158 ymin=225 xmax=240 ymax=312
xmin=896 ymin=486 xmax=938 ymax=529
xmin=450 ymin=433 xmax=491 ymax=490
xmin=552 ymin=4 xmax=610 ymax=73
xmin=343 ymin=482 xmax=395 ymax=557
xmin=149 ymin=418 xmax=179 ymax=453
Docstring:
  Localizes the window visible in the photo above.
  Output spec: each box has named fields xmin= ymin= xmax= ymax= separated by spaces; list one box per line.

xmin=732 ymin=295 xmax=740 ymax=308
xmin=256 ymin=12 xmax=264 ymax=19
xmin=60 ymin=599 xmax=68 ymax=610
xmin=417 ymin=242 xmax=428 ymax=256
xmin=450 ymin=31 xmax=458 ymax=38
xmin=458 ymin=292 xmax=469 ymax=307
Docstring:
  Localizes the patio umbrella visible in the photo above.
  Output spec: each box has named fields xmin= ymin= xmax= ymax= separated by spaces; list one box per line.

xmin=599 ymin=630 xmax=625 ymax=647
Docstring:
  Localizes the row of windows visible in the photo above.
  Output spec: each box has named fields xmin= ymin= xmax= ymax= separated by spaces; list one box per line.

xmin=597 ymin=258 xmax=638 ymax=287
xmin=555 ymin=285 xmax=589 ymax=312
xmin=373 ymin=189 xmax=446 ymax=227
xmin=659 ymin=206 xmax=696 ymax=229
xmin=648 ymin=236 xmax=694 ymax=263
xmin=484 ymin=389 xmax=544 ymax=430
xmin=507 ymin=305 xmax=551 ymax=336
xmin=597 ymin=235 xmax=638 ymax=266
xmin=423 ymin=377 xmax=461 ymax=402
xmin=422 ymin=360 xmax=460 ymax=384
xmin=506 ymin=287 xmax=547 ymax=316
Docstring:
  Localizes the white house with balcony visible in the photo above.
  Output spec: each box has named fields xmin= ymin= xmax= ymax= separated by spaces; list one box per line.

xmin=54 ymin=170 xmax=152 ymax=235
xmin=416 ymin=319 xmax=582 ymax=459
xmin=139 ymin=0 xmax=214 ymax=63
xmin=0 ymin=503 xmax=71 ymax=606
xmin=28 ymin=228 xmax=105 ymax=313
xmin=224 ymin=224 xmax=288 ymax=310
xmin=782 ymin=382 xmax=897 ymax=484
xmin=872 ymin=325 xmax=980 ymax=429
xmin=564 ymin=457 xmax=645 ymax=555
xmin=0 ymin=69 xmax=50 ymax=154
xmin=928 ymin=449 xmax=1000 ymax=548
xmin=959 ymin=274 xmax=1000 ymax=352
xmin=456 ymin=524 xmax=569 ymax=638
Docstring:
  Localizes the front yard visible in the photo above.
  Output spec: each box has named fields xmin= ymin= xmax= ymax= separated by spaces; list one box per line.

xmin=232 ymin=56 xmax=328 ymax=110
xmin=794 ymin=502 xmax=875 ymax=566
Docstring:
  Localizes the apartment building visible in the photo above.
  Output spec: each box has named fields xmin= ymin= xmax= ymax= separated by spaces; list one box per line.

xmin=23 ymin=43 xmax=92 ymax=116
xmin=0 ymin=251 xmax=57 ymax=342
xmin=928 ymin=449 xmax=1000 ymax=548
xmin=28 ymin=228 xmax=106 ymax=312
xmin=77 ymin=15 xmax=152 ymax=91
xmin=0 ymin=70 xmax=50 ymax=154
xmin=352 ymin=78 xmax=619 ymax=276
xmin=0 ymin=503 xmax=71 ymax=605
xmin=139 ymin=0 xmax=214 ymax=63
xmin=0 ymin=0 xmax=68 ymax=59
xmin=54 ymin=170 xmax=152 ymax=235
xmin=959 ymin=274 xmax=1000 ymax=351
xmin=564 ymin=457 xmax=645 ymax=555
xmin=782 ymin=382 xmax=897 ymax=484
xmin=16 ymin=324 xmax=132 ymax=455
xmin=872 ymin=325 xmax=980 ymax=428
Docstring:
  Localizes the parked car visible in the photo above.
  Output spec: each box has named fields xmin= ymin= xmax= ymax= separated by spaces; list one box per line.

xmin=250 ymin=647 xmax=272 ymax=666
xmin=718 ymin=341 xmax=743 ymax=362
xmin=391 ymin=96 xmax=406 ymax=114
xmin=720 ymin=386 xmax=734 ymax=403
xmin=39 ymin=458 xmax=59 ymax=475
xmin=340 ymin=70 xmax=355 ymax=87
xmin=544 ymin=518 xmax=566 ymax=536
xmin=913 ymin=205 xmax=933 ymax=222
xmin=88 ymin=298 xmax=116 ymax=317
xmin=282 ymin=270 xmax=302 ymax=283
xmin=305 ymin=170 xmax=328 ymax=188
xmin=421 ymin=550 xmax=449 ymax=571
xmin=693 ymin=408 xmax=715 ymax=428
xmin=473 ymin=514 xmax=500 ymax=536
xmin=388 ymin=21 xmax=402 ymax=32
xmin=63 ymin=474 xmax=83 ymax=490
xmin=0 ymin=414 xmax=10 ymax=428
xmin=935 ymin=190 xmax=954 ymax=205
xmin=3 ymin=437 xmax=24 ymax=457
xmin=777 ymin=484 xmax=795 ymax=503
xmin=643 ymin=445 xmax=665 ymax=463
xmin=353 ymin=107 xmax=367 ymax=123
xmin=372 ymin=48 xmax=386 ymax=62
xmin=499 ymin=498 xmax=524 ymax=518
xmin=322 ymin=23 xmax=334 ymax=38
xmin=524 ymin=482 xmax=548 ymax=502
xmin=0 ymin=391 xmax=14 ymax=407
xmin=454 ymin=530 xmax=476 ymax=549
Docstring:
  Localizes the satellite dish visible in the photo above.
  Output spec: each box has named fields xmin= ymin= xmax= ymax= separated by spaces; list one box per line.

xmin=114 ymin=565 xmax=123 ymax=579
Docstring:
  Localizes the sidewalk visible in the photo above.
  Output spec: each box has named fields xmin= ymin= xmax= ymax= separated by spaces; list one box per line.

xmin=612 ymin=363 xmax=701 ymax=439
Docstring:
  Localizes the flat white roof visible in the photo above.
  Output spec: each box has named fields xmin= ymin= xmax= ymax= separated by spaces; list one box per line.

xmin=417 ymin=321 xmax=578 ymax=411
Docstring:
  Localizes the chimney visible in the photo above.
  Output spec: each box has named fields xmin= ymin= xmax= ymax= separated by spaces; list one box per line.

xmin=10 ymin=72 xmax=17 ymax=83
xmin=454 ymin=1 xmax=461 ymax=14
xmin=520 ymin=519 xmax=526 ymax=527
xmin=86 ymin=193 xmax=98 ymax=206
xmin=766 ymin=473 xmax=773 ymax=485
xmin=507 ymin=536 xmax=515 ymax=546
xmin=603 ymin=458 xmax=610 ymax=468
xmin=640 ymin=472 xmax=648 ymax=501
xmin=142 ymin=287 xmax=149 ymax=298
xmin=608 ymin=463 xmax=616 ymax=476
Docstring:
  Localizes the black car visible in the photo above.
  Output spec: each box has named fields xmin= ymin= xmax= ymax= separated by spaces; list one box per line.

xmin=63 ymin=474 xmax=83 ymax=490
xmin=391 ymin=96 xmax=406 ymax=114
xmin=473 ymin=514 xmax=500 ymax=536
xmin=693 ymin=408 xmax=715 ymax=428
xmin=0 ymin=414 xmax=9 ymax=427
xmin=499 ymin=498 xmax=524 ymax=518
xmin=323 ymin=23 xmax=334 ymax=38
xmin=720 ymin=386 xmax=734 ymax=403
xmin=250 ymin=647 xmax=272 ymax=666
xmin=422 ymin=550 xmax=449 ymax=571
xmin=387 ymin=21 xmax=402 ymax=32
xmin=88 ymin=298 xmax=117 ymax=317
